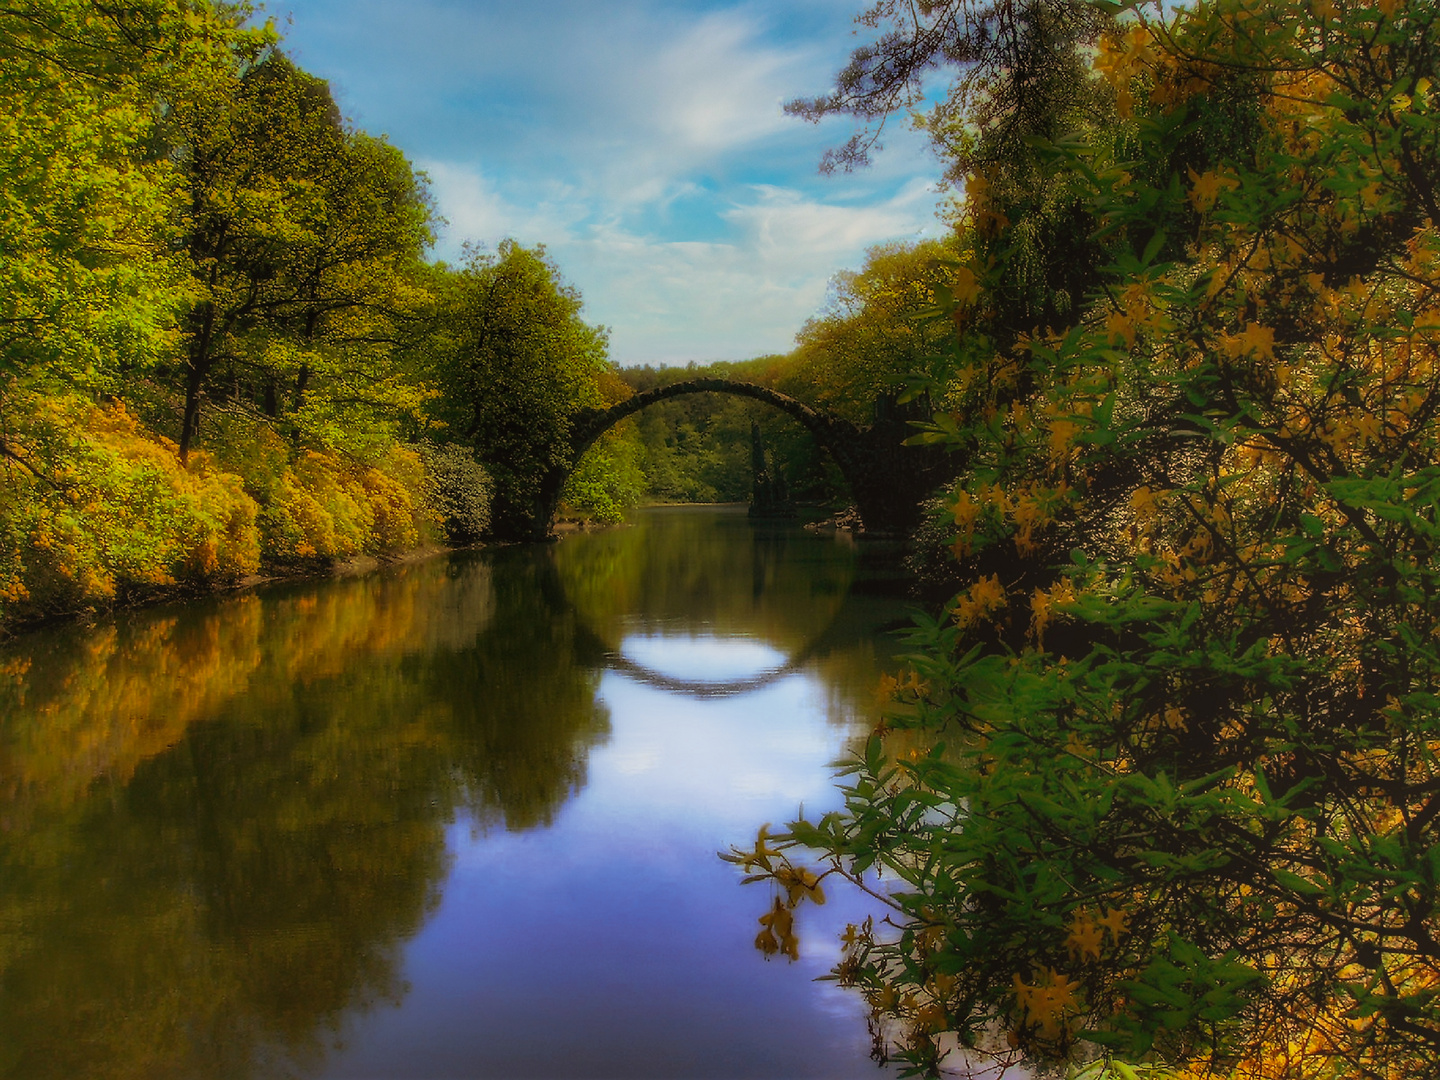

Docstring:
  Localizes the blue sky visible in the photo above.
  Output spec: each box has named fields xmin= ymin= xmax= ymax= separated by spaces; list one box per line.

xmin=268 ymin=0 xmax=948 ymax=367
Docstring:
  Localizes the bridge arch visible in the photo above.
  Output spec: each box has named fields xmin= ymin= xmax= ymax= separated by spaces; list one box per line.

xmin=533 ymin=377 xmax=952 ymax=541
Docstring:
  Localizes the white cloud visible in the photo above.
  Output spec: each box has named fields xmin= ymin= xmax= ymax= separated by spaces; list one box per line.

xmin=420 ymin=161 xmax=585 ymax=254
xmin=278 ymin=0 xmax=949 ymax=364
xmin=552 ymin=183 xmax=944 ymax=365
xmin=722 ymin=179 xmax=939 ymax=269
xmin=643 ymin=11 xmax=800 ymax=152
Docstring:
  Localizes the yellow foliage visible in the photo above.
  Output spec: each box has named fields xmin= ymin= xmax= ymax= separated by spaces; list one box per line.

xmin=258 ymin=448 xmax=423 ymax=563
xmin=0 ymin=396 xmax=261 ymax=622
xmin=1012 ymin=966 xmax=1083 ymax=1042
xmin=1188 ymin=167 xmax=1241 ymax=213
xmin=953 ymin=573 xmax=1008 ymax=628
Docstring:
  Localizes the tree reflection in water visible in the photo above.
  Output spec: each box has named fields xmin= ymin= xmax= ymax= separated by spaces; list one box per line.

xmin=0 ymin=507 xmax=910 ymax=1080
xmin=0 ymin=552 xmax=609 ymax=1080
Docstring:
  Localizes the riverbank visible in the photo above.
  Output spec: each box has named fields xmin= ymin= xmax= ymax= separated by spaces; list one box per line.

xmin=0 ymin=541 xmax=467 ymax=642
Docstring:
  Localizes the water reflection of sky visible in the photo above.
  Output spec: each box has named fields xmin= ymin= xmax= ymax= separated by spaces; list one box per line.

xmin=318 ymin=642 xmax=893 ymax=1079
xmin=618 ymin=633 xmax=789 ymax=683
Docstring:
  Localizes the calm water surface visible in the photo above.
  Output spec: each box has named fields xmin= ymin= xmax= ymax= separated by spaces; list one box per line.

xmin=0 ymin=507 xmax=913 ymax=1079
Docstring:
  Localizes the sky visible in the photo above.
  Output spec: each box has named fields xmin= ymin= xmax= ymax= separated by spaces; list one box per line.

xmin=268 ymin=0 xmax=949 ymax=367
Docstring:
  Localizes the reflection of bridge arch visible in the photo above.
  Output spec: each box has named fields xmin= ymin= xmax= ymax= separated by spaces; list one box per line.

xmin=531 ymin=378 xmax=952 ymax=540
xmin=571 ymin=609 xmax=873 ymax=702
xmin=602 ymin=635 xmax=822 ymax=700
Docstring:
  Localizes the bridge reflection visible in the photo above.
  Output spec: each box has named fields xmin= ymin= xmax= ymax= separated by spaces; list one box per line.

xmin=603 ymin=643 xmax=808 ymax=699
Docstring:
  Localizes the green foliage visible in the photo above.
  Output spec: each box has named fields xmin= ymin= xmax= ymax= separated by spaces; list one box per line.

xmin=421 ymin=442 xmax=494 ymax=544
xmin=561 ymin=424 xmax=646 ymax=524
xmin=620 ymin=359 xmax=849 ymax=506
xmin=0 ymin=1 xmax=240 ymax=396
xmin=735 ymin=0 xmax=1440 ymax=1076
xmin=0 ymin=395 xmax=443 ymax=626
xmin=167 ymin=47 xmax=435 ymax=461
xmin=425 ymin=241 xmax=610 ymax=538
xmin=787 ymin=240 xmax=961 ymax=423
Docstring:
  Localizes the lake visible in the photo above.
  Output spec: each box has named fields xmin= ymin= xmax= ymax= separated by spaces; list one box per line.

xmin=0 ymin=506 xmax=914 ymax=1079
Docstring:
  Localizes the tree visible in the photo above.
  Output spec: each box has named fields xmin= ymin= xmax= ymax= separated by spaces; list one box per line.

xmin=425 ymin=241 xmax=610 ymax=539
xmin=732 ymin=0 xmax=1440 ymax=1076
xmin=168 ymin=50 xmax=433 ymax=462
xmin=786 ymin=239 xmax=961 ymax=424
xmin=559 ymin=366 xmax=646 ymax=524
xmin=786 ymin=0 xmax=1110 ymax=180
xmin=0 ymin=0 xmax=240 ymax=435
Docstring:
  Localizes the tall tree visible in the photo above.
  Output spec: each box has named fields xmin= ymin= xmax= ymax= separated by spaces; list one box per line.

xmin=0 ymin=1 xmax=245 ymax=420
xmin=426 ymin=241 xmax=610 ymax=539
xmin=786 ymin=239 xmax=959 ymax=423
xmin=169 ymin=50 xmax=433 ymax=461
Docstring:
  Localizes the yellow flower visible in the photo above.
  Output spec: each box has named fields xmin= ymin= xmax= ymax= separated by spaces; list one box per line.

xmin=950 ymin=489 xmax=981 ymax=528
xmin=1188 ymin=167 xmax=1239 ymax=212
xmin=757 ymin=897 xmax=799 ymax=961
xmin=1219 ymin=321 xmax=1276 ymax=360
xmin=1130 ymin=485 xmax=1168 ymax=523
xmin=951 ymin=265 xmax=983 ymax=306
xmin=776 ymin=865 xmax=826 ymax=906
xmin=1106 ymin=309 xmax=1138 ymax=348
xmin=1013 ymin=967 xmax=1082 ymax=1041
xmin=1066 ymin=909 xmax=1106 ymax=962
xmin=954 ymin=574 xmax=1007 ymax=628
xmin=739 ymin=824 xmax=782 ymax=872
xmin=1099 ymin=907 xmax=1130 ymax=941
xmin=1048 ymin=418 xmax=1080 ymax=459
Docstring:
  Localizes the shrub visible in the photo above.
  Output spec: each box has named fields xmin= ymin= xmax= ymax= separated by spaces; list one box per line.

xmin=256 ymin=446 xmax=426 ymax=564
xmin=198 ymin=411 xmax=292 ymax=502
xmin=359 ymin=460 xmax=420 ymax=554
xmin=420 ymin=443 xmax=493 ymax=543
xmin=0 ymin=396 xmax=260 ymax=623
xmin=560 ymin=425 xmax=644 ymax=525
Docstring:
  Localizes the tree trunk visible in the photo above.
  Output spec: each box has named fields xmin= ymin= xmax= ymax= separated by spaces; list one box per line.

xmin=179 ymin=302 xmax=219 ymax=466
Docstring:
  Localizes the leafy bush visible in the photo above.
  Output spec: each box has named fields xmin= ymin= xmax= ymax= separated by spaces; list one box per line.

xmin=364 ymin=447 xmax=425 ymax=552
xmin=420 ymin=442 xmax=493 ymax=544
xmin=0 ymin=396 xmax=260 ymax=622
xmin=560 ymin=425 xmax=644 ymax=525
xmin=199 ymin=411 xmax=293 ymax=503
xmin=257 ymin=448 xmax=425 ymax=563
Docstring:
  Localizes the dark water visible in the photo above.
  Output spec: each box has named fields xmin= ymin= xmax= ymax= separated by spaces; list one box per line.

xmin=0 ymin=506 xmax=913 ymax=1079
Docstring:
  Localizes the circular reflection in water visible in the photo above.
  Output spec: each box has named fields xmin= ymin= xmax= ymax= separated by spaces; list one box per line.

xmin=611 ymin=634 xmax=800 ymax=698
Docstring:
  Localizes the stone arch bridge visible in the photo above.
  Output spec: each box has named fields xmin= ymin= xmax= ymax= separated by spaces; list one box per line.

xmin=531 ymin=377 xmax=953 ymax=540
